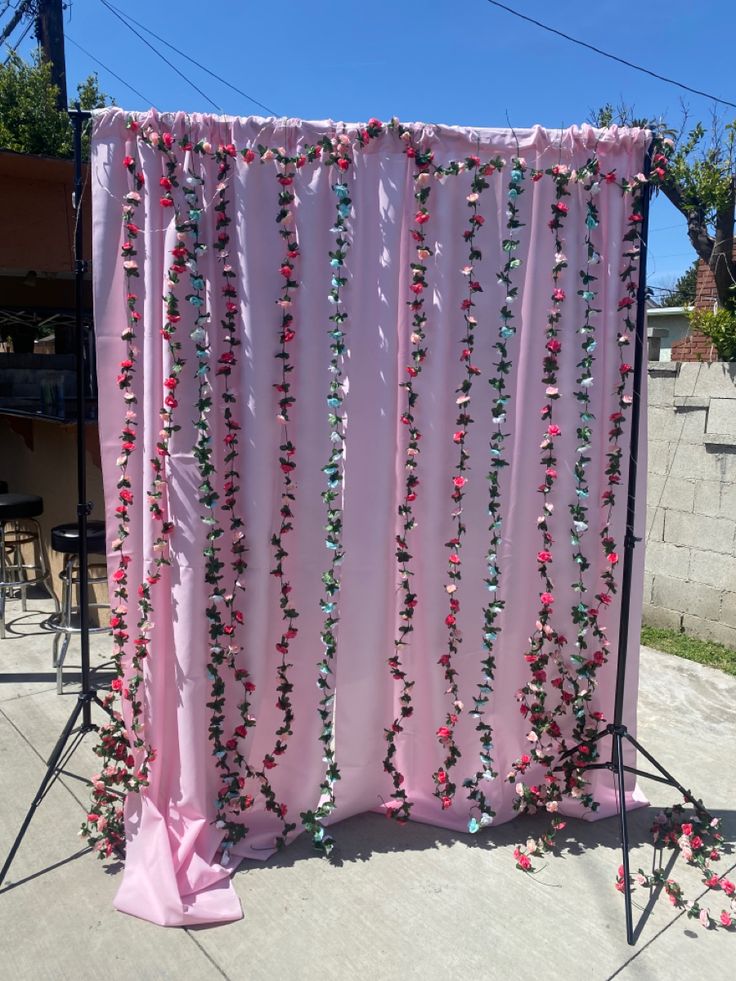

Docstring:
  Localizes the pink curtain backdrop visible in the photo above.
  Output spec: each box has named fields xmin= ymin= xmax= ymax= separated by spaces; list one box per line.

xmin=91 ymin=110 xmax=649 ymax=926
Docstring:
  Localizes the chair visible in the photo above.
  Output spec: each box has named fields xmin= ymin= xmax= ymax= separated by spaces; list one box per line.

xmin=47 ymin=520 xmax=110 ymax=693
xmin=0 ymin=492 xmax=58 ymax=639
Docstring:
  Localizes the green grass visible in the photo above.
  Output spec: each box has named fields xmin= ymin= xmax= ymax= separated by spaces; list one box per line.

xmin=641 ymin=625 xmax=736 ymax=677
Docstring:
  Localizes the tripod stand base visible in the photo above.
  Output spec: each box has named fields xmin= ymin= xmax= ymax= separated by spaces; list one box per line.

xmin=0 ymin=690 xmax=107 ymax=889
xmin=566 ymin=722 xmax=710 ymax=946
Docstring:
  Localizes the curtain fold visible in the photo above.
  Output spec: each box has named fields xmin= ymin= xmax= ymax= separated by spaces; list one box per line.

xmin=91 ymin=110 xmax=650 ymax=925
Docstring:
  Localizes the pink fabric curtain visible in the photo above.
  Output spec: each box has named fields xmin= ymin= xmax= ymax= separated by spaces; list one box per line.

xmin=91 ymin=110 xmax=649 ymax=926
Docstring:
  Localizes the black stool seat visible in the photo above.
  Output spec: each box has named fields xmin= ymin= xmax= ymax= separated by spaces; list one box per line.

xmin=51 ymin=520 xmax=107 ymax=555
xmin=0 ymin=493 xmax=43 ymax=520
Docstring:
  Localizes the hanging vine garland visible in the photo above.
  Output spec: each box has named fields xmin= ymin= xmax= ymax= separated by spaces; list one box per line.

xmin=432 ymin=152 xmax=493 ymax=810
xmin=560 ymin=164 xmax=645 ymax=800
xmin=183 ymin=141 xmax=245 ymax=858
xmin=177 ymin=137 xmax=257 ymax=861
xmin=300 ymin=132 xmax=354 ymax=853
xmin=208 ymin=142 xmax=261 ymax=854
xmin=383 ymin=125 xmax=435 ymax=823
xmin=82 ymin=131 xmax=148 ymax=858
xmin=264 ymin=144 xmax=304 ymax=848
xmin=553 ymin=159 xmax=609 ymax=810
xmin=127 ymin=129 xmax=184 ymax=752
xmin=465 ymin=152 xmax=524 ymax=833
xmin=509 ymin=161 xmax=573 ymax=865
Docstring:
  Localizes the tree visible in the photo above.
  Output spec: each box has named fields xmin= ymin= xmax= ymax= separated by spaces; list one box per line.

xmin=659 ymin=261 xmax=698 ymax=308
xmin=594 ymin=104 xmax=736 ymax=313
xmin=0 ymin=50 xmax=109 ymax=158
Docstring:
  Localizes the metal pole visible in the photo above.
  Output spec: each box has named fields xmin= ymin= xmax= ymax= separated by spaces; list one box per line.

xmin=71 ymin=104 xmax=93 ymax=728
xmin=611 ymin=142 xmax=654 ymax=727
xmin=0 ymin=106 xmax=106 ymax=892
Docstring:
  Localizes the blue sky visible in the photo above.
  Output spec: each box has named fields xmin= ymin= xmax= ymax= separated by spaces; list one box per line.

xmin=20 ymin=0 xmax=736 ymax=292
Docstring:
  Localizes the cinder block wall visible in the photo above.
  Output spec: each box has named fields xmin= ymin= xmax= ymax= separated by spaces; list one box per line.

xmin=645 ymin=361 xmax=736 ymax=647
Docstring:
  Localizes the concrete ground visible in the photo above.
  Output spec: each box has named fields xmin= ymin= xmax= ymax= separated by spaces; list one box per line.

xmin=0 ymin=593 xmax=734 ymax=981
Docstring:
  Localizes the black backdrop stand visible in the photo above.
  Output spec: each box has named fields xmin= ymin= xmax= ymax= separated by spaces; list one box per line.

xmin=0 ymin=106 xmax=112 ymax=890
xmin=557 ymin=142 xmax=713 ymax=945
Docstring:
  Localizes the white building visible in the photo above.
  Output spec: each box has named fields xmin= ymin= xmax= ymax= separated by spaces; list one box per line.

xmin=646 ymin=306 xmax=691 ymax=361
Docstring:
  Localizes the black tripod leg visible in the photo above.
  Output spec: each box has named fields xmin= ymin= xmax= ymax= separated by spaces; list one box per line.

xmin=614 ymin=731 xmax=635 ymax=945
xmin=0 ymin=694 xmax=87 ymax=888
xmin=623 ymin=733 xmax=705 ymax=813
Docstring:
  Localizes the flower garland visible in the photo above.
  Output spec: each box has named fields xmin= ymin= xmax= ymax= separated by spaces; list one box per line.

xmin=178 ymin=138 xmax=254 ymax=861
xmin=383 ymin=125 xmax=435 ymax=823
xmin=619 ymin=805 xmax=733 ymax=931
xmin=184 ymin=142 xmax=244 ymax=856
xmin=211 ymin=142 xmax=268 ymax=858
xmin=301 ymin=133 xmax=354 ymax=853
xmin=129 ymin=130 xmax=184 ymax=749
xmin=465 ymin=152 xmax=524 ymax=833
xmin=265 ymin=144 xmax=304 ymax=848
xmin=432 ymin=152 xmax=493 ymax=810
xmin=552 ymin=157 xmax=606 ymax=811
xmin=509 ymin=161 xmax=572 ymax=861
xmin=82 ymin=127 xmax=155 ymax=855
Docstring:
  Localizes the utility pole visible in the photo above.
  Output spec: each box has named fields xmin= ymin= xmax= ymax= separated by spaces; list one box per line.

xmin=36 ymin=0 xmax=68 ymax=110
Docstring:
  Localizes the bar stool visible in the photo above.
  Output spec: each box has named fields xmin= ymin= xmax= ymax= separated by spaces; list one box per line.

xmin=0 ymin=492 xmax=58 ymax=638
xmin=48 ymin=520 xmax=110 ymax=693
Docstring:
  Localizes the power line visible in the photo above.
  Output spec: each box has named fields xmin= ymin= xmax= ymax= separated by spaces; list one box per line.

xmin=66 ymin=33 xmax=156 ymax=108
xmin=0 ymin=0 xmax=33 ymax=47
xmin=98 ymin=0 xmax=222 ymax=112
xmin=483 ymin=0 xmax=736 ymax=111
xmin=100 ymin=0 xmax=277 ymax=116
xmin=2 ymin=14 xmax=32 ymax=62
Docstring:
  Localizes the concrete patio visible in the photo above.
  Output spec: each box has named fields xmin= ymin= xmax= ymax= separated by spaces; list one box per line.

xmin=0 ymin=592 xmax=734 ymax=981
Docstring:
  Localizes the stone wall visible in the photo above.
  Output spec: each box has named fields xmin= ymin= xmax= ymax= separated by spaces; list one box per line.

xmin=645 ymin=360 xmax=736 ymax=647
